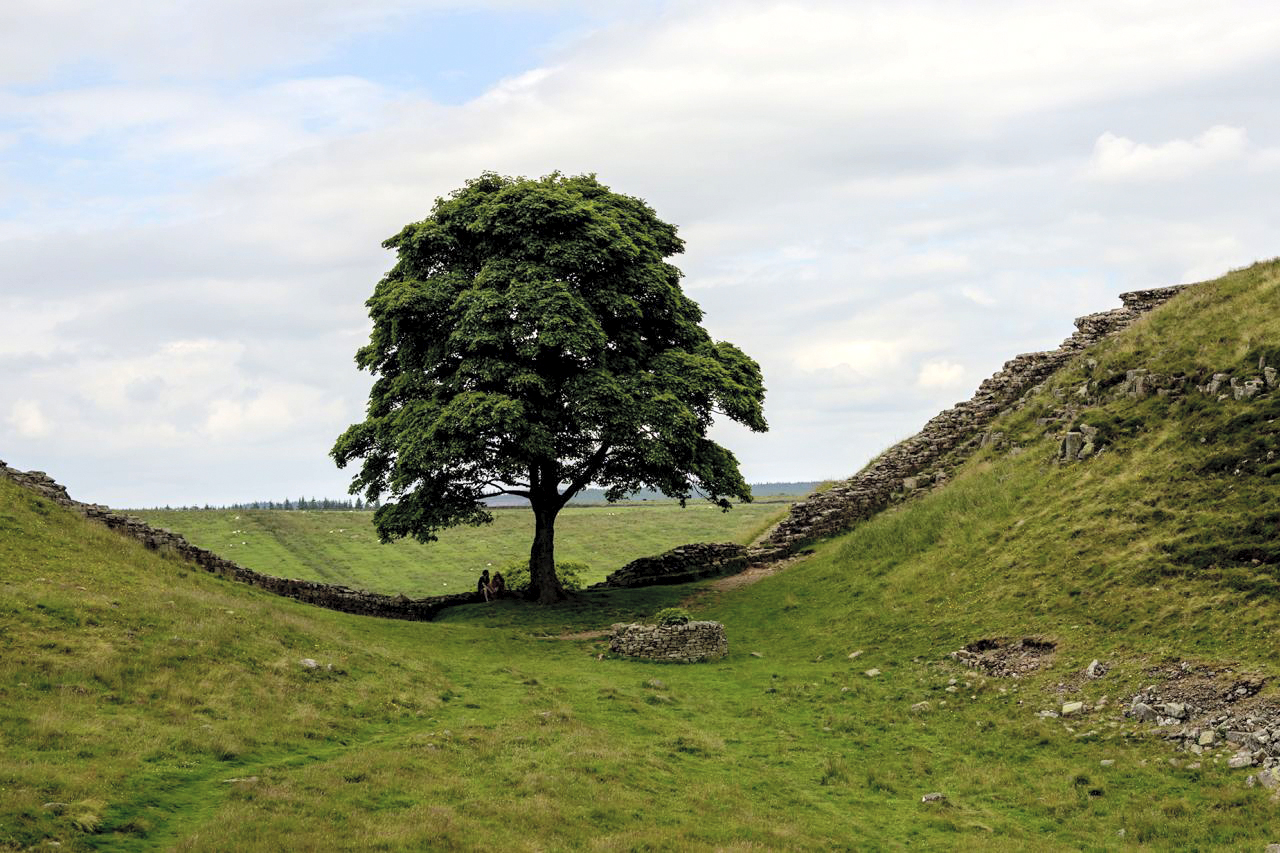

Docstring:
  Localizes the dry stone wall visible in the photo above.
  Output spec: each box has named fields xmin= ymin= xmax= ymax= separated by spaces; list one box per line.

xmin=595 ymin=542 xmax=749 ymax=588
xmin=750 ymin=285 xmax=1190 ymax=559
xmin=609 ymin=620 xmax=728 ymax=662
xmin=0 ymin=462 xmax=477 ymax=621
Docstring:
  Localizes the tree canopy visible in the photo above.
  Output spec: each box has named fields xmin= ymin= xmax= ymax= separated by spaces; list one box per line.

xmin=332 ymin=172 xmax=767 ymax=602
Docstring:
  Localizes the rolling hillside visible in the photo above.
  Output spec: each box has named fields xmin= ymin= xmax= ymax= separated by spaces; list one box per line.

xmin=131 ymin=500 xmax=792 ymax=595
xmin=3 ymin=259 xmax=1280 ymax=850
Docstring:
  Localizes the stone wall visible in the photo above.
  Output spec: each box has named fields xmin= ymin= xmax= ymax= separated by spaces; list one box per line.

xmin=595 ymin=542 xmax=749 ymax=588
xmin=0 ymin=462 xmax=478 ymax=621
xmin=609 ymin=621 xmax=728 ymax=662
xmin=749 ymin=285 xmax=1190 ymax=559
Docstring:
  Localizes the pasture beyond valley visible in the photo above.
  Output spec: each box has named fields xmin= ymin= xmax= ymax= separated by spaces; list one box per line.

xmin=132 ymin=499 xmax=799 ymax=596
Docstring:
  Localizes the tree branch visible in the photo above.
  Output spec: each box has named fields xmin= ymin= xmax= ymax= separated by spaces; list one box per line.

xmin=484 ymin=478 xmax=529 ymax=490
xmin=479 ymin=488 xmax=531 ymax=499
xmin=556 ymin=443 xmax=612 ymax=509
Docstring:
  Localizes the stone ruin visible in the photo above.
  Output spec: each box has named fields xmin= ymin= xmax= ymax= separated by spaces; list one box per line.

xmin=609 ymin=620 xmax=729 ymax=662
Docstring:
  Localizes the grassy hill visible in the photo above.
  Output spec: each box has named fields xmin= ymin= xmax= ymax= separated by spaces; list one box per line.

xmin=131 ymin=500 xmax=792 ymax=595
xmin=3 ymin=259 xmax=1280 ymax=849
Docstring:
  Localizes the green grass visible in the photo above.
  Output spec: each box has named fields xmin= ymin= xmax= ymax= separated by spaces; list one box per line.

xmin=131 ymin=500 xmax=793 ymax=595
xmin=4 ymin=259 xmax=1280 ymax=849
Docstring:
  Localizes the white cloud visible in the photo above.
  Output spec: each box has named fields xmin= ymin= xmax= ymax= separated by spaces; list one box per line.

xmin=3 ymin=1 xmax=1280 ymax=503
xmin=2 ymin=76 xmax=406 ymax=173
xmin=0 ymin=0 xmax=598 ymax=85
xmin=917 ymin=360 xmax=967 ymax=389
xmin=792 ymin=339 xmax=914 ymax=374
xmin=960 ymin=286 xmax=997 ymax=306
xmin=77 ymin=339 xmax=242 ymax=417
xmin=6 ymin=336 xmax=348 ymax=451
xmin=8 ymin=400 xmax=49 ymax=438
xmin=0 ymin=298 xmax=79 ymax=356
xmin=1097 ymin=223 xmax=1247 ymax=282
xmin=1088 ymin=125 xmax=1250 ymax=181
xmin=900 ymin=251 xmax=973 ymax=277
xmin=205 ymin=387 xmax=345 ymax=442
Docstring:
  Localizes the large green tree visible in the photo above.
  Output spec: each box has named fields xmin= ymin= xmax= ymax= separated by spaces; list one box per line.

xmin=332 ymin=172 xmax=767 ymax=603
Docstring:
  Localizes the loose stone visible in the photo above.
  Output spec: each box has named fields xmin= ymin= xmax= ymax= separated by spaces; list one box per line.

xmin=1130 ymin=702 xmax=1158 ymax=722
xmin=1228 ymin=751 xmax=1254 ymax=769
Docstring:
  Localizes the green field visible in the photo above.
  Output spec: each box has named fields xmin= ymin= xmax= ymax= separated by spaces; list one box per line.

xmin=4 ymin=260 xmax=1280 ymax=849
xmin=132 ymin=501 xmax=795 ymax=595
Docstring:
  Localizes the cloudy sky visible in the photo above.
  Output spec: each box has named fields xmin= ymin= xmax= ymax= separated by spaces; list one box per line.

xmin=2 ymin=0 xmax=1278 ymax=507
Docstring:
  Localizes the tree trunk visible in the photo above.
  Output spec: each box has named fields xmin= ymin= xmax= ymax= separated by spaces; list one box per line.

xmin=528 ymin=504 xmax=566 ymax=604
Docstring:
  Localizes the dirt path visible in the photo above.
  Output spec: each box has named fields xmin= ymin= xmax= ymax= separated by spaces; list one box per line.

xmin=556 ymin=552 xmax=811 ymax=641
xmin=679 ymin=552 xmax=810 ymax=608
xmin=557 ymin=628 xmax=612 ymax=641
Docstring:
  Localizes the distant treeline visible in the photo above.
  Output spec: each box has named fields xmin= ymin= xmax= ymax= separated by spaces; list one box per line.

xmin=137 ymin=482 xmax=825 ymax=512
xmin=482 ymin=481 xmax=824 ymax=507
xmin=139 ymin=497 xmax=379 ymax=511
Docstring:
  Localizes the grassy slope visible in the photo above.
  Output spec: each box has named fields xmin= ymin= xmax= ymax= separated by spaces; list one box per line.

xmin=3 ymin=260 xmax=1279 ymax=850
xmin=131 ymin=501 xmax=792 ymax=595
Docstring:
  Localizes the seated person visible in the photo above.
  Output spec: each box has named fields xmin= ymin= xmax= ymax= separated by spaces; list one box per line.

xmin=477 ymin=569 xmax=490 ymax=599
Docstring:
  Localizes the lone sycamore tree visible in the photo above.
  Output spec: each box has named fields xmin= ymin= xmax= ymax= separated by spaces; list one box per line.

xmin=332 ymin=172 xmax=767 ymax=603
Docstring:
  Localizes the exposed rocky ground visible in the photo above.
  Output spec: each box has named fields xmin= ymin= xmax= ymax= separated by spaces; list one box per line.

xmin=950 ymin=637 xmax=1057 ymax=678
xmin=1050 ymin=355 xmax=1280 ymax=462
xmin=944 ymin=640 xmax=1280 ymax=795
xmin=1125 ymin=662 xmax=1280 ymax=785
